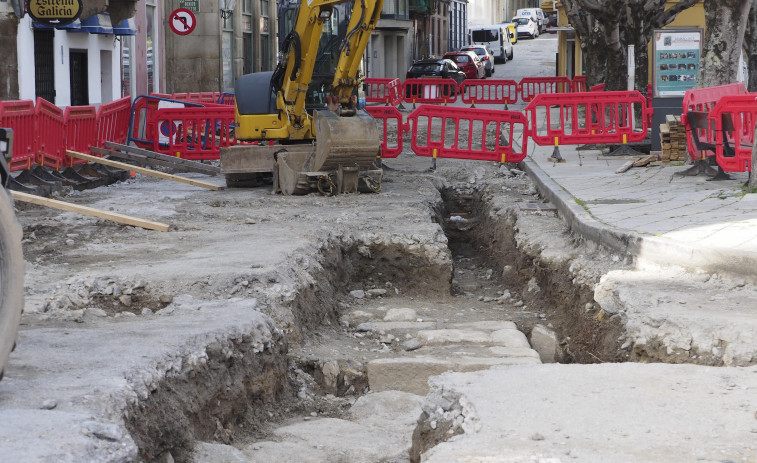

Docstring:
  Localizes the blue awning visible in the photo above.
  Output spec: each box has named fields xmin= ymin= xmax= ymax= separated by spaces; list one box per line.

xmin=33 ymin=19 xmax=81 ymax=30
xmin=77 ymin=14 xmax=113 ymax=35
xmin=112 ymin=17 xmax=137 ymax=36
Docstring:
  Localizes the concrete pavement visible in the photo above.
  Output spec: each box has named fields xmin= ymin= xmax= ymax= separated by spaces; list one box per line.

xmin=523 ymin=143 xmax=757 ymax=282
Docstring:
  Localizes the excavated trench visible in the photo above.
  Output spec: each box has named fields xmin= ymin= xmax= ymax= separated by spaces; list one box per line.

xmin=122 ymin=182 xmax=630 ymax=462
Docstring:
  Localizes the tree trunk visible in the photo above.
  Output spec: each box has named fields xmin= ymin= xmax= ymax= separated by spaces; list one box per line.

xmin=698 ymin=0 xmax=751 ymax=87
xmin=747 ymin=1 xmax=757 ymax=188
xmin=746 ymin=0 xmax=757 ymax=92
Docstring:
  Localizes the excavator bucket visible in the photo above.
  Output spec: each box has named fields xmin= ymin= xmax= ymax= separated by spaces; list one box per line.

xmin=313 ymin=109 xmax=381 ymax=172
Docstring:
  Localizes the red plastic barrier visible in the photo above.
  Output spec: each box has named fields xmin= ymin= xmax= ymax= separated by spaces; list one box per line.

xmin=572 ymin=76 xmax=587 ymax=92
xmin=459 ymin=79 xmax=519 ymax=106
xmin=128 ymin=95 xmax=205 ymax=150
xmin=682 ymin=83 xmax=748 ymax=161
xmin=407 ymin=104 xmax=529 ymax=163
xmin=709 ymin=94 xmax=757 ymax=172
xmin=35 ymin=98 xmax=66 ymax=169
xmin=364 ymin=78 xmax=402 ymax=106
xmin=63 ymin=105 xmax=98 ymax=166
xmin=526 ymin=91 xmax=649 ymax=147
xmin=95 ymin=97 xmax=132 ymax=150
xmin=0 ymin=100 xmax=36 ymax=171
xmin=218 ymin=93 xmax=235 ymax=106
xmin=134 ymin=99 xmax=238 ymax=160
xmin=402 ymin=78 xmax=459 ymax=105
xmin=365 ymin=106 xmax=406 ymax=159
xmin=519 ymin=76 xmax=572 ymax=102
xmin=590 ymin=83 xmax=605 ymax=92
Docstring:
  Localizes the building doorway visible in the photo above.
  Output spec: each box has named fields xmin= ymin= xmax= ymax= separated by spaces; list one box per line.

xmin=34 ymin=29 xmax=55 ymax=103
xmin=70 ymin=50 xmax=89 ymax=106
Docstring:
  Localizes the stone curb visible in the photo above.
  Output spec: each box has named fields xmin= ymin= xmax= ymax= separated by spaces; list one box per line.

xmin=521 ymin=155 xmax=757 ymax=282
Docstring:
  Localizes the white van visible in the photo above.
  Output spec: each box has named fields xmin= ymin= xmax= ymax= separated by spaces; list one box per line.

xmin=469 ymin=25 xmax=514 ymax=64
xmin=515 ymin=8 xmax=545 ymax=34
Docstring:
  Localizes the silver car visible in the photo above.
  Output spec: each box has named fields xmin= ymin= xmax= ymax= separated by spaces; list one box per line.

xmin=460 ymin=44 xmax=496 ymax=77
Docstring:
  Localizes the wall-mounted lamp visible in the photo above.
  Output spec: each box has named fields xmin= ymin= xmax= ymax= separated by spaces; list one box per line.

xmin=220 ymin=0 xmax=237 ymax=20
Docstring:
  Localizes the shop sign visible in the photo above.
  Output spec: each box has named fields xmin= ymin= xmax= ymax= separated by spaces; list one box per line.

xmin=27 ymin=0 xmax=83 ymax=26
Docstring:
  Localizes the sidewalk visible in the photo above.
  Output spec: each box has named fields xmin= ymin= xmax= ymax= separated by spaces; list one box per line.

xmin=523 ymin=143 xmax=757 ymax=282
xmin=420 ymin=143 xmax=757 ymax=463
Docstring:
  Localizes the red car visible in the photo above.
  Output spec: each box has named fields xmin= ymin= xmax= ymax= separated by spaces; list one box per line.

xmin=442 ymin=51 xmax=485 ymax=79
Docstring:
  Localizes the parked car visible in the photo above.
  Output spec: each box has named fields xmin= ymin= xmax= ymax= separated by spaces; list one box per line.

xmin=443 ymin=51 xmax=485 ymax=79
xmin=515 ymin=7 xmax=546 ymax=34
xmin=502 ymin=22 xmax=518 ymax=44
xmin=513 ymin=17 xmax=538 ymax=39
xmin=460 ymin=44 xmax=495 ymax=77
xmin=468 ymin=24 xmax=514 ymax=63
xmin=405 ymin=59 xmax=467 ymax=97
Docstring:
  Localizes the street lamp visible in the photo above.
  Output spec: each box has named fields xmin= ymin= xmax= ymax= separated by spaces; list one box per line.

xmin=220 ymin=0 xmax=236 ymax=19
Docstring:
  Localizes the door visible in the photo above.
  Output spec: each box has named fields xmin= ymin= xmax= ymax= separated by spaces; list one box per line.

xmin=70 ymin=50 xmax=89 ymax=106
xmin=34 ymin=29 xmax=55 ymax=103
xmin=101 ymin=50 xmax=112 ymax=103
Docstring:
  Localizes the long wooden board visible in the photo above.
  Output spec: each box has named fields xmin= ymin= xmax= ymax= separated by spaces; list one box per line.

xmin=11 ymin=191 xmax=170 ymax=232
xmin=104 ymin=142 xmax=220 ymax=175
xmin=66 ymin=150 xmax=222 ymax=191
xmin=91 ymin=147 xmax=219 ymax=176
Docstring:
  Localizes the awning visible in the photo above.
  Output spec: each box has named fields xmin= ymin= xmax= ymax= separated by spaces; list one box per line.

xmin=32 ymin=19 xmax=82 ymax=30
xmin=77 ymin=14 xmax=114 ymax=34
xmin=112 ymin=17 xmax=137 ymax=36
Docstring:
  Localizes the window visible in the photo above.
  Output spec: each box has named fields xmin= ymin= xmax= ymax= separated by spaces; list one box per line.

xmin=260 ymin=0 xmax=270 ymax=71
xmin=243 ymin=0 xmax=253 ymax=74
xmin=146 ymin=0 xmax=157 ymax=93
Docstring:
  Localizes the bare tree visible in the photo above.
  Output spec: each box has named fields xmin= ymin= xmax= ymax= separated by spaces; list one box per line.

xmin=744 ymin=0 xmax=757 ymax=92
xmin=563 ymin=0 xmax=698 ymax=92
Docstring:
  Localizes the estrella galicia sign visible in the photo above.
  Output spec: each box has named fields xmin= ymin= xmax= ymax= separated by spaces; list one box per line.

xmin=26 ymin=0 xmax=84 ymax=27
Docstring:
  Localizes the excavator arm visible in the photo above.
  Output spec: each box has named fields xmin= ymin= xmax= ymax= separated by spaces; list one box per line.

xmin=237 ymin=0 xmax=383 ymax=141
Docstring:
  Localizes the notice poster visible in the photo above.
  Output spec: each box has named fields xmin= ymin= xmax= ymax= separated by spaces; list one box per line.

xmin=653 ymin=29 xmax=702 ymax=97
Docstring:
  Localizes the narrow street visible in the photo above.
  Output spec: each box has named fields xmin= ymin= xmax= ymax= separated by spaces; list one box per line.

xmin=2 ymin=35 xmax=756 ymax=463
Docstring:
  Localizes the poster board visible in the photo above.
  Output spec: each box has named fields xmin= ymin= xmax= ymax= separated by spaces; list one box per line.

xmin=652 ymin=28 xmax=702 ymax=97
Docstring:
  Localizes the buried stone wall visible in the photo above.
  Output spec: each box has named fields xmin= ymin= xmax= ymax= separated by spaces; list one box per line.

xmin=122 ymin=230 xmax=453 ymax=461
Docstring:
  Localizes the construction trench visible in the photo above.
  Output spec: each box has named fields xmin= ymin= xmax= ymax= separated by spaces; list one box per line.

xmin=99 ymin=170 xmax=633 ymax=462
xmin=10 ymin=148 xmax=757 ymax=462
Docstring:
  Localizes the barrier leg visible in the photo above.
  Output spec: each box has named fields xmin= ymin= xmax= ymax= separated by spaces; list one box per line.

xmin=671 ymin=156 xmax=719 ymax=180
xmin=707 ymin=165 xmax=732 ymax=181
xmin=607 ymin=134 xmax=645 ymax=156
xmin=548 ymin=138 xmax=566 ymax=163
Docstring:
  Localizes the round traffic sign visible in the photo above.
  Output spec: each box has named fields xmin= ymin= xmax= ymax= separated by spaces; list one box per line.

xmin=160 ymin=121 xmax=177 ymax=137
xmin=170 ymin=8 xmax=196 ymax=36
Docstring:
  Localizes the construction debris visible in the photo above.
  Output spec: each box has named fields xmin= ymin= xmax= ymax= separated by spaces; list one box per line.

xmin=66 ymin=150 xmax=222 ymax=191
xmin=11 ymin=191 xmax=170 ymax=232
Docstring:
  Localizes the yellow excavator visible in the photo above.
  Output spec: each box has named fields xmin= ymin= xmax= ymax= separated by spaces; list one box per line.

xmin=220 ymin=0 xmax=384 ymax=195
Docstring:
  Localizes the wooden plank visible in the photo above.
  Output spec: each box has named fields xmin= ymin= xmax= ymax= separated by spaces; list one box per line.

xmin=66 ymin=150 xmax=222 ymax=191
xmin=11 ymin=191 xmax=170 ymax=232
xmin=91 ymin=147 xmax=219 ymax=176
xmin=105 ymin=142 xmax=220 ymax=174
